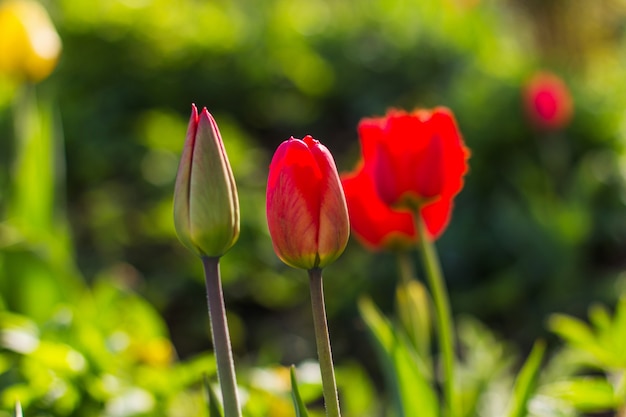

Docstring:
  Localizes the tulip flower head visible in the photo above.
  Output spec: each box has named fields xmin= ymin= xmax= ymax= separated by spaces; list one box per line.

xmin=173 ymin=104 xmax=240 ymax=258
xmin=266 ymin=136 xmax=349 ymax=270
xmin=356 ymin=108 xmax=469 ymax=240
xmin=0 ymin=0 xmax=62 ymax=82
xmin=523 ymin=71 xmax=573 ymax=131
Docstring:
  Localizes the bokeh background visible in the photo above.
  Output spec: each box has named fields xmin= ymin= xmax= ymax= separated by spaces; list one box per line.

xmin=1 ymin=0 xmax=626 ymax=415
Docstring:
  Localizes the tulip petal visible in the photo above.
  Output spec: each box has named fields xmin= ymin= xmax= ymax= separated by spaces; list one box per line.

xmin=173 ymin=104 xmax=200 ymax=252
xmin=341 ymin=166 xmax=416 ymax=251
xmin=421 ymin=196 xmax=453 ymax=240
xmin=430 ymin=108 xmax=470 ymax=199
xmin=188 ymin=108 xmax=240 ymax=256
xmin=305 ymin=136 xmax=350 ymax=267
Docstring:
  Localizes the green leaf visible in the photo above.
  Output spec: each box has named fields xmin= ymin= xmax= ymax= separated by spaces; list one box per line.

xmin=548 ymin=314 xmax=595 ymax=346
xmin=290 ymin=365 xmax=310 ymax=417
xmin=359 ymin=297 xmax=438 ymax=417
xmin=456 ymin=316 xmax=516 ymax=417
xmin=542 ymin=377 xmax=618 ymax=412
xmin=588 ymin=303 xmax=611 ymax=334
xmin=15 ymin=401 xmax=23 ymax=417
xmin=204 ymin=374 xmax=224 ymax=417
xmin=505 ymin=340 xmax=545 ymax=417
xmin=611 ymin=296 xmax=626 ymax=364
xmin=335 ymin=362 xmax=377 ymax=415
xmin=548 ymin=313 xmax=612 ymax=366
xmin=10 ymin=88 xmax=56 ymax=235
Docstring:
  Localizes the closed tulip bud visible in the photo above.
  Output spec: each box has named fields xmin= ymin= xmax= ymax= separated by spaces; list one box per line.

xmin=0 ymin=0 xmax=62 ymax=83
xmin=266 ymin=135 xmax=349 ymax=270
xmin=396 ymin=279 xmax=432 ymax=363
xmin=173 ymin=104 xmax=240 ymax=258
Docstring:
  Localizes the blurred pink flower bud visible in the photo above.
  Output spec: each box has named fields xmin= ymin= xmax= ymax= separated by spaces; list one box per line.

xmin=524 ymin=71 xmax=573 ymax=131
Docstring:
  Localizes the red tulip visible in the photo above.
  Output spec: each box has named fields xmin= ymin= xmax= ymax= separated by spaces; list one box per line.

xmin=355 ymin=108 xmax=469 ymax=240
xmin=266 ymin=135 xmax=349 ymax=270
xmin=523 ymin=71 xmax=573 ymax=130
xmin=341 ymin=162 xmax=416 ymax=251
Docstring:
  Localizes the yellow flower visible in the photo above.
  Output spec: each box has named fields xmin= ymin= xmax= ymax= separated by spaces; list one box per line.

xmin=0 ymin=0 xmax=62 ymax=82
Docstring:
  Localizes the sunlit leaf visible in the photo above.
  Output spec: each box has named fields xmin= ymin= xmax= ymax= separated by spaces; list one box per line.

xmin=359 ymin=297 xmax=438 ymax=417
xmin=505 ymin=340 xmax=545 ymax=417
xmin=541 ymin=377 xmax=618 ymax=412
xmin=204 ymin=374 xmax=224 ymax=417
xmin=548 ymin=314 xmax=612 ymax=366
xmin=290 ymin=365 xmax=310 ymax=417
xmin=456 ymin=316 xmax=516 ymax=417
xmin=610 ymin=296 xmax=626 ymax=364
xmin=336 ymin=361 xmax=377 ymax=416
xmin=588 ymin=303 xmax=611 ymax=334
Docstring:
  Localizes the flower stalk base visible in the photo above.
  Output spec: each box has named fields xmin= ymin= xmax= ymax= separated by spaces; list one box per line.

xmin=415 ymin=214 xmax=456 ymax=417
xmin=202 ymin=256 xmax=242 ymax=417
xmin=308 ymin=268 xmax=341 ymax=417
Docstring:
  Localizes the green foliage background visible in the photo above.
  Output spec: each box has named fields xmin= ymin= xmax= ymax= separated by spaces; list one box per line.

xmin=1 ymin=0 xmax=626 ymax=415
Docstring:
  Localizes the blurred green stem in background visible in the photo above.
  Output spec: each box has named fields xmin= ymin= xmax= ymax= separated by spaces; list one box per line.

xmin=308 ymin=267 xmax=341 ymax=417
xmin=202 ymin=256 xmax=242 ymax=417
xmin=396 ymin=251 xmax=414 ymax=286
xmin=396 ymin=252 xmax=432 ymax=371
xmin=1 ymin=84 xmax=82 ymax=321
xmin=415 ymin=212 xmax=457 ymax=417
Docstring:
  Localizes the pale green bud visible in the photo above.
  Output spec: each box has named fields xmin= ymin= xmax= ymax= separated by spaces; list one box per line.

xmin=173 ymin=104 xmax=240 ymax=257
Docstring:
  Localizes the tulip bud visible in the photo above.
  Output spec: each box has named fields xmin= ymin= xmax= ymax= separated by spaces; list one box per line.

xmin=396 ymin=279 xmax=432 ymax=362
xmin=523 ymin=71 xmax=573 ymax=131
xmin=266 ymin=135 xmax=349 ymax=270
xmin=0 ymin=0 xmax=62 ymax=83
xmin=173 ymin=104 xmax=240 ymax=257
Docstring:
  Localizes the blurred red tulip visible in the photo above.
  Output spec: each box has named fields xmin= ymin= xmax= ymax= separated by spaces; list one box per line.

xmin=266 ymin=135 xmax=349 ymax=270
xmin=351 ymin=108 xmax=469 ymax=240
xmin=524 ymin=71 xmax=573 ymax=130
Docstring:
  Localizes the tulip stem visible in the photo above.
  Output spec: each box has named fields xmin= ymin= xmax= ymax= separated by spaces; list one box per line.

xmin=308 ymin=268 xmax=341 ymax=417
xmin=397 ymin=251 xmax=415 ymax=285
xmin=415 ymin=214 xmax=457 ymax=417
xmin=202 ymin=256 xmax=242 ymax=417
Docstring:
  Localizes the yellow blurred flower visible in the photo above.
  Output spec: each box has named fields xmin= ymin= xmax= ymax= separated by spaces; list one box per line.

xmin=0 ymin=0 xmax=61 ymax=83
xmin=132 ymin=338 xmax=175 ymax=367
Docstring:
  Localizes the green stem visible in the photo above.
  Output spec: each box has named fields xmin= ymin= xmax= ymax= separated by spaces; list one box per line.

xmin=415 ymin=213 xmax=456 ymax=417
xmin=396 ymin=251 xmax=415 ymax=286
xmin=308 ymin=268 xmax=341 ymax=417
xmin=202 ymin=256 xmax=242 ymax=417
